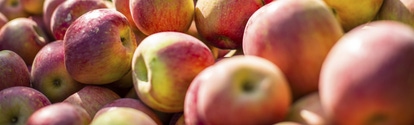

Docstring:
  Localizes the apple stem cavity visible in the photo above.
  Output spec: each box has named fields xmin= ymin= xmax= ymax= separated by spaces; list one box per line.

xmin=11 ymin=116 xmax=18 ymax=124
xmin=53 ymin=79 xmax=61 ymax=87
xmin=242 ymin=81 xmax=255 ymax=93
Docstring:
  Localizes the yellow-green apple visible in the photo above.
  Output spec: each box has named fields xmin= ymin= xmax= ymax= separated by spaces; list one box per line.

xmin=320 ymin=21 xmax=414 ymax=125
xmin=243 ymin=0 xmax=343 ymax=100
xmin=50 ymin=0 xmax=108 ymax=40
xmin=0 ymin=18 xmax=49 ymax=65
xmin=26 ymin=102 xmax=91 ymax=125
xmin=375 ymin=0 xmax=414 ymax=28
xmin=129 ymin=0 xmax=194 ymax=35
xmin=95 ymin=98 xmax=163 ymax=125
xmin=0 ymin=86 xmax=51 ymax=125
xmin=0 ymin=50 xmax=30 ymax=90
xmin=21 ymin=0 xmax=44 ymax=15
xmin=194 ymin=0 xmax=264 ymax=49
xmin=64 ymin=9 xmax=137 ymax=84
xmin=132 ymin=32 xmax=215 ymax=113
xmin=285 ymin=92 xmax=327 ymax=125
xmin=42 ymin=0 xmax=65 ymax=37
xmin=0 ymin=0 xmax=29 ymax=20
xmin=169 ymin=113 xmax=185 ymax=125
xmin=113 ymin=0 xmax=136 ymax=28
xmin=184 ymin=55 xmax=292 ymax=125
xmin=0 ymin=12 xmax=7 ymax=29
xmin=31 ymin=41 xmax=85 ymax=103
xmin=63 ymin=86 xmax=121 ymax=118
xmin=323 ymin=0 xmax=383 ymax=31
xmin=90 ymin=107 xmax=158 ymax=125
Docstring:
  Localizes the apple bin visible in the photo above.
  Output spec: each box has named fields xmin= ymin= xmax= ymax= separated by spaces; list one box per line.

xmin=1 ymin=0 xmax=414 ymax=125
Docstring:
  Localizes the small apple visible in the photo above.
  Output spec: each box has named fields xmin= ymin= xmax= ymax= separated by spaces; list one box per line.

xmin=285 ymin=92 xmax=327 ymax=125
xmin=26 ymin=102 xmax=91 ymax=125
xmin=0 ymin=86 xmax=51 ymax=125
xmin=95 ymin=98 xmax=163 ymax=125
xmin=184 ymin=55 xmax=292 ymax=124
xmin=132 ymin=31 xmax=215 ymax=113
xmin=243 ymin=0 xmax=343 ymax=100
xmin=90 ymin=107 xmax=158 ymax=125
xmin=194 ymin=0 xmax=264 ymax=49
xmin=50 ymin=0 xmax=108 ymax=40
xmin=42 ymin=0 xmax=65 ymax=37
xmin=31 ymin=41 xmax=85 ymax=103
xmin=320 ymin=21 xmax=414 ymax=125
xmin=64 ymin=8 xmax=137 ymax=84
xmin=0 ymin=50 xmax=30 ymax=91
xmin=375 ymin=0 xmax=414 ymax=27
xmin=63 ymin=86 xmax=121 ymax=118
xmin=130 ymin=0 xmax=194 ymax=35
xmin=21 ymin=0 xmax=44 ymax=15
xmin=0 ymin=12 xmax=8 ymax=29
xmin=0 ymin=17 xmax=49 ymax=65
xmin=0 ymin=0 xmax=30 ymax=20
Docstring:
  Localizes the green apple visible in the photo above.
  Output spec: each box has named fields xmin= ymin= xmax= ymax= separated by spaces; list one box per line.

xmin=132 ymin=32 xmax=215 ymax=113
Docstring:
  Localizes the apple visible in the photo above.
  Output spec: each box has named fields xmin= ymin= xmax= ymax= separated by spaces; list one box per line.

xmin=323 ymin=0 xmax=383 ymax=31
xmin=26 ymin=102 xmax=91 ymax=125
xmin=184 ymin=55 xmax=292 ymax=124
xmin=31 ymin=41 xmax=85 ymax=103
xmin=64 ymin=8 xmax=137 ymax=84
xmin=243 ymin=0 xmax=343 ymax=100
xmin=0 ymin=17 xmax=49 ymax=65
xmin=63 ymin=86 xmax=121 ymax=118
xmin=0 ymin=86 xmax=51 ymax=125
xmin=29 ymin=15 xmax=55 ymax=43
xmin=113 ymin=0 xmax=136 ymax=28
xmin=0 ymin=50 xmax=30 ymax=91
xmin=90 ymin=107 xmax=158 ymax=125
xmin=194 ymin=0 xmax=264 ymax=49
xmin=42 ymin=0 xmax=65 ymax=37
xmin=169 ymin=113 xmax=185 ymax=125
xmin=129 ymin=0 xmax=194 ymax=35
xmin=320 ymin=21 xmax=414 ymax=125
xmin=50 ymin=0 xmax=108 ymax=40
xmin=375 ymin=0 xmax=414 ymax=27
xmin=0 ymin=0 xmax=30 ymax=20
xmin=95 ymin=98 xmax=163 ymax=125
xmin=285 ymin=92 xmax=327 ymax=125
xmin=0 ymin=12 xmax=7 ymax=29
xmin=132 ymin=31 xmax=215 ymax=113
xmin=21 ymin=0 xmax=44 ymax=15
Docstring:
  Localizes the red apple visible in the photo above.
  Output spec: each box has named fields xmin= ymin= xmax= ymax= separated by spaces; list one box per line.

xmin=42 ymin=0 xmax=65 ymax=37
xmin=130 ymin=0 xmax=194 ymax=35
xmin=0 ymin=18 xmax=49 ymax=65
xmin=0 ymin=50 xmax=30 ymax=91
xmin=194 ymin=0 xmax=264 ymax=49
xmin=0 ymin=86 xmax=51 ymax=125
xmin=243 ymin=0 xmax=343 ymax=100
xmin=0 ymin=0 xmax=30 ymax=20
xmin=90 ymin=107 xmax=158 ymax=125
xmin=27 ymin=102 xmax=91 ymax=125
xmin=132 ymin=32 xmax=215 ymax=113
xmin=31 ymin=41 xmax=85 ymax=103
xmin=64 ymin=9 xmax=137 ymax=84
xmin=320 ymin=21 xmax=414 ymax=125
xmin=184 ymin=55 xmax=292 ymax=124
xmin=50 ymin=0 xmax=108 ymax=40
xmin=285 ymin=92 xmax=327 ymax=125
xmin=63 ymin=86 xmax=121 ymax=118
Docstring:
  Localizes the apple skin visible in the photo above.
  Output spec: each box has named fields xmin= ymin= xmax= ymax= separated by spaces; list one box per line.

xmin=0 ymin=86 xmax=51 ymax=125
xmin=63 ymin=86 xmax=121 ymax=118
xmin=50 ymin=0 xmax=108 ymax=40
xmin=21 ymin=0 xmax=44 ymax=15
xmin=64 ymin=8 xmax=137 ymax=84
xmin=130 ymin=0 xmax=194 ymax=35
xmin=194 ymin=0 xmax=263 ymax=49
xmin=42 ymin=0 xmax=65 ymax=38
xmin=113 ymin=0 xmax=136 ymax=28
xmin=91 ymin=107 xmax=158 ymax=125
xmin=0 ymin=18 xmax=49 ymax=65
xmin=31 ymin=41 xmax=85 ymax=103
xmin=243 ymin=0 xmax=343 ymax=100
xmin=184 ymin=55 xmax=292 ymax=125
xmin=285 ymin=92 xmax=327 ymax=125
xmin=324 ymin=0 xmax=383 ymax=31
xmin=0 ymin=50 xmax=30 ymax=91
xmin=375 ymin=0 xmax=414 ymax=27
xmin=319 ymin=21 xmax=414 ymax=125
xmin=132 ymin=32 xmax=215 ymax=113
xmin=26 ymin=102 xmax=91 ymax=125
xmin=0 ymin=12 xmax=7 ymax=29
xmin=273 ymin=121 xmax=302 ymax=125
xmin=0 ymin=0 xmax=30 ymax=20
xmin=95 ymin=98 xmax=163 ymax=125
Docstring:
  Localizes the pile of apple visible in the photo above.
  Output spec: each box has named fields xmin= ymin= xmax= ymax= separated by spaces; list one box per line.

xmin=1 ymin=0 xmax=414 ymax=125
